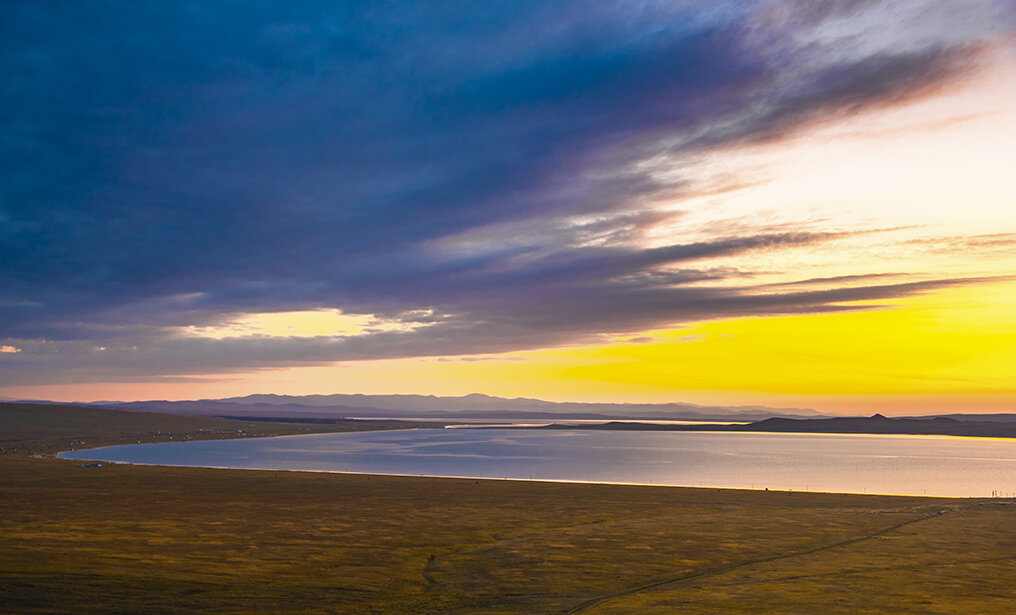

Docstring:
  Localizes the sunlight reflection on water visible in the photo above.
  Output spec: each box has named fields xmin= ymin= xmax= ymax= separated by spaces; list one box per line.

xmin=59 ymin=428 xmax=1016 ymax=498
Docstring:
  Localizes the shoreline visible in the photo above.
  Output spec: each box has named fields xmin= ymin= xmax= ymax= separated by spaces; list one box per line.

xmin=54 ymin=458 xmax=979 ymax=500
xmin=53 ymin=427 xmax=1007 ymax=500
xmin=10 ymin=401 xmax=1015 ymax=501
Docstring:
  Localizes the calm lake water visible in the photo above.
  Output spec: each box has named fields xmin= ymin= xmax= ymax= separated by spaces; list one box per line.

xmin=59 ymin=428 xmax=1016 ymax=497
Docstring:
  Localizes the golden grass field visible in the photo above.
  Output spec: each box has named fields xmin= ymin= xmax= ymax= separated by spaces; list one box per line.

xmin=2 ymin=403 xmax=1016 ymax=613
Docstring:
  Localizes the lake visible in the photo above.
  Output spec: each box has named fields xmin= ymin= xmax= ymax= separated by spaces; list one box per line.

xmin=58 ymin=428 xmax=1016 ymax=497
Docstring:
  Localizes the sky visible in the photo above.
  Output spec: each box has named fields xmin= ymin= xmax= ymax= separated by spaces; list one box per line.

xmin=2 ymin=1 xmax=1015 ymax=414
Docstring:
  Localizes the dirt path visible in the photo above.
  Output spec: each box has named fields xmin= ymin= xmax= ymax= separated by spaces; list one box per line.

xmin=711 ymin=554 xmax=1016 ymax=588
xmin=559 ymin=508 xmax=950 ymax=614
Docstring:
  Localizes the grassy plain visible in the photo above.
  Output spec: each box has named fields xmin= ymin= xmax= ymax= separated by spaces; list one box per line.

xmin=2 ymin=403 xmax=1016 ymax=613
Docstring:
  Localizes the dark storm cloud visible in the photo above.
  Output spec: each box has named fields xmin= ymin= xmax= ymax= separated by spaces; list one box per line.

xmin=0 ymin=1 xmax=1008 ymax=383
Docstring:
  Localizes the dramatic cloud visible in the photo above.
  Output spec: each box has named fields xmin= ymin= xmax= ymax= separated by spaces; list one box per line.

xmin=1 ymin=1 xmax=1013 ymax=385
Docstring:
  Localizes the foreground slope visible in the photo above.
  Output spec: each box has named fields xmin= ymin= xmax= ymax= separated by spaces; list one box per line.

xmin=2 ymin=404 xmax=1015 ymax=613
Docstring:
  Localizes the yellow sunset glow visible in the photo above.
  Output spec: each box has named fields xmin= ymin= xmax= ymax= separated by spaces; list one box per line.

xmin=545 ymin=282 xmax=1016 ymax=399
xmin=24 ymin=280 xmax=1005 ymax=415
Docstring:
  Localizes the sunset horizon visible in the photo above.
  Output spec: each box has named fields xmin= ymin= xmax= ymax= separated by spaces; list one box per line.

xmin=3 ymin=1 xmax=1014 ymax=416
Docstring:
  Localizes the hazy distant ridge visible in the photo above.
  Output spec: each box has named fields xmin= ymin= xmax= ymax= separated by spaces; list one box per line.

xmin=204 ymin=392 xmax=825 ymax=420
xmin=88 ymin=393 xmax=826 ymax=421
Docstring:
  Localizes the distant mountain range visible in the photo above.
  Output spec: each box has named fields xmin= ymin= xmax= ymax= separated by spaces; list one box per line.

xmin=60 ymin=393 xmax=828 ymax=422
xmin=536 ymin=414 xmax=1016 ymax=438
xmin=5 ymin=393 xmax=1011 ymax=423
